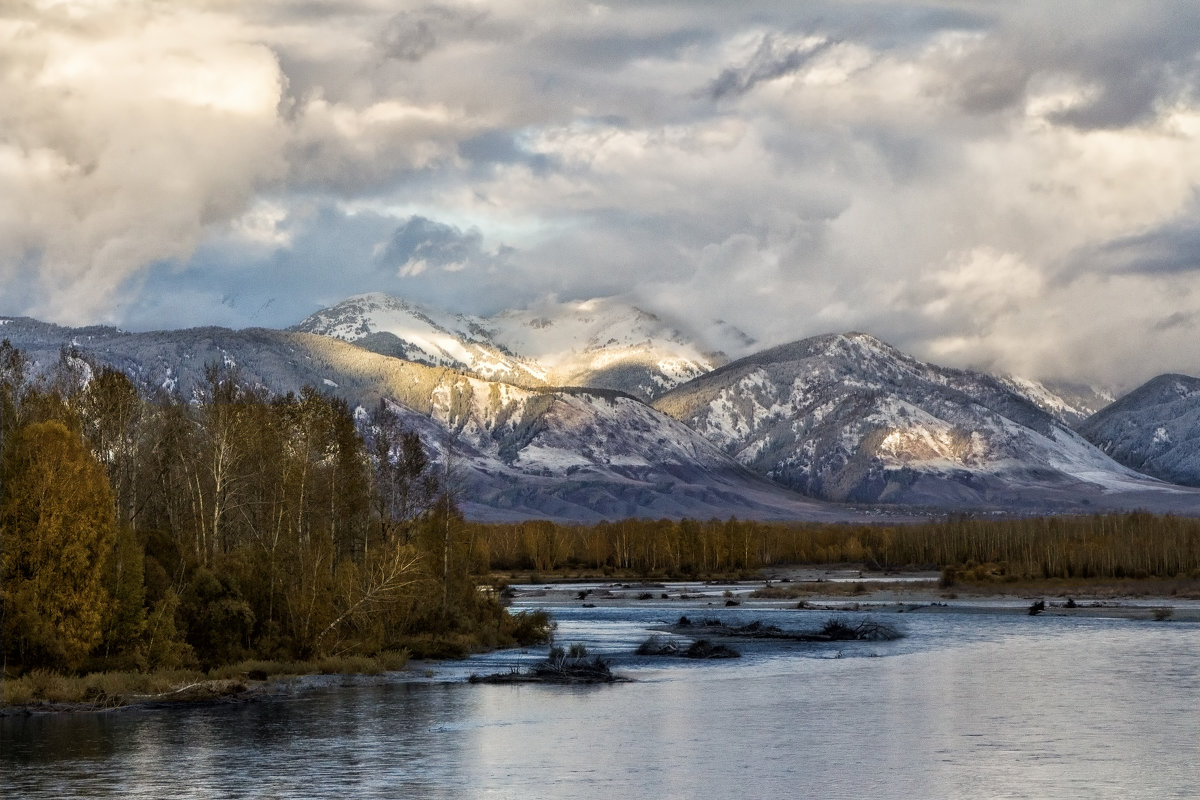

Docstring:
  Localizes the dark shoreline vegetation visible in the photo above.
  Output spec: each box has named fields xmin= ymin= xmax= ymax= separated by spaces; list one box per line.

xmin=2 ymin=340 xmax=1199 ymax=708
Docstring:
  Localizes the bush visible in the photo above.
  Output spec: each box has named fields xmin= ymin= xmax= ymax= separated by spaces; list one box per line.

xmin=938 ymin=567 xmax=956 ymax=589
xmin=505 ymin=610 xmax=555 ymax=646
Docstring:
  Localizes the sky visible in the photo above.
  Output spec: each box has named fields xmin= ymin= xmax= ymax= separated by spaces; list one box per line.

xmin=4 ymin=1 xmax=1200 ymax=391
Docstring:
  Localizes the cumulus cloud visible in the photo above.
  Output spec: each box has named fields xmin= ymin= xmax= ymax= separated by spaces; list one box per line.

xmin=5 ymin=1 xmax=1200 ymax=391
xmin=0 ymin=1 xmax=288 ymax=323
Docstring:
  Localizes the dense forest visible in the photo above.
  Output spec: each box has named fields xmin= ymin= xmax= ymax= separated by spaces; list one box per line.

xmin=2 ymin=341 xmax=1197 ymax=683
xmin=0 ymin=343 xmax=544 ymax=678
xmin=468 ymin=513 xmax=1200 ymax=581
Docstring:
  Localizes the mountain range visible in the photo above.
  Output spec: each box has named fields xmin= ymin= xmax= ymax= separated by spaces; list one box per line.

xmin=2 ymin=294 xmax=1198 ymax=521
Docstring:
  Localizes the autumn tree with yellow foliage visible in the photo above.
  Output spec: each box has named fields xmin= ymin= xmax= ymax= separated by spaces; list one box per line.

xmin=1 ymin=420 xmax=117 ymax=671
xmin=0 ymin=344 xmax=545 ymax=682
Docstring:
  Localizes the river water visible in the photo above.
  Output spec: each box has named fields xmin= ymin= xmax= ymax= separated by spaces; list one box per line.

xmin=3 ymin=584 xmax=1198 ymax=799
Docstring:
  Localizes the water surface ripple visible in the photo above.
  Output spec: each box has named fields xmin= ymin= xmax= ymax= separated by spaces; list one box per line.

xmin=3 ymin=600 xmax=1197 ymax=799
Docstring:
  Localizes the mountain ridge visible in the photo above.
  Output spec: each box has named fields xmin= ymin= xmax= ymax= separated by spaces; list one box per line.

xmin=1077 ymin=373 xmax=1200 ymax=488
xmin=3 ymin=300 xmax=1197 ymax=519
xmin=651 ymin=332 xmax=1188 ymax=511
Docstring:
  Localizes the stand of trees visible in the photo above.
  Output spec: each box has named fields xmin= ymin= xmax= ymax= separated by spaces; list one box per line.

xmin=469 ymin=514 xmax=1200 ymax=581
xmin=0 ymin=344 xmax=532 ymax=677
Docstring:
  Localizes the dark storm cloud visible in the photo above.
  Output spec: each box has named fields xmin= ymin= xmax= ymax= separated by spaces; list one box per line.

xmin=707 ymin=35 xmax=838 ymax=100
xmin=1094 ymin=218 xmax=1200 ymax=276
xmin=378 ymin=216 xmax=487 ymax=275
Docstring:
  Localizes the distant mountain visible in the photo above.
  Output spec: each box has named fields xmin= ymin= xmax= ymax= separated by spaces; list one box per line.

xmin=652 ymin=333 xmax=1190 ymax=511
xmin=1077 ymin=374 xmax=1200 ymax=487
xmin=292 ymin=293 xmax=724 ymax=401
xmin=998 ymin=375 xmax=1113 ymax=427
xmin=0 ymin=316 xmax=862 ymax=523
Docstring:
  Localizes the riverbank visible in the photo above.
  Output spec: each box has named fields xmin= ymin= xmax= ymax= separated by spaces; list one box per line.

xmin=504 ymin=566 xmax=1200 ymax=622
xmin=7 ymin=567 xmax=1197 ymax=714
xmin=0 ymin=651 xmax=414 ymax=716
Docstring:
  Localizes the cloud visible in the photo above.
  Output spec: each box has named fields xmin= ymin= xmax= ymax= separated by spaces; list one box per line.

xmin=6 ymin=1 xmax=1200 ymax=391
xmin=0 ymin=2 xmax=287 ymax=323
xmin=377 ymin=5 xmax=485 ymax=63
xmin=378 ymin=216 xmax=489 ymax=276
xmin=1090 ymin=214 xmax=1200 ymax=276
xmin=707 ymin=33 xmax=837 ymax=100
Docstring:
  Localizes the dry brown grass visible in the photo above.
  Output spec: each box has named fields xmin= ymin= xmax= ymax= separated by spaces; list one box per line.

xmin=1 ymin=650 xmax=411 ymax=709
xmin=951 ymin=575 xmax=1200 ymax=599
xmin=751 ymin=580 xmax=937 ymax=599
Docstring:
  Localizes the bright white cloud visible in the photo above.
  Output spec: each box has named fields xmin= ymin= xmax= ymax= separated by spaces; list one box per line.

xmin=0 ymin=1 xmax=287 ymax=321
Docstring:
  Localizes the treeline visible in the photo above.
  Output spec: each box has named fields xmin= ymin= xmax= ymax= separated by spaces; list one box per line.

xmin=469 ymin=514 xmax=1200 ymax=580
xmin=0 ymin=343 xmax=541 ymax=677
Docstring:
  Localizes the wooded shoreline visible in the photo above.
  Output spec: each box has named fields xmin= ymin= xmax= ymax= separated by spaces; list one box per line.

xmin=2 ymin=341 xmax=1197 ymax=711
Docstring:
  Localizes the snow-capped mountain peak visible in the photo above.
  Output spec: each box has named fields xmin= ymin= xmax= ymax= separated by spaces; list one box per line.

xmin=294 ymin=292 xmax=725 ymax=401
xmin=292 ymin=293 xmax=547 ymax=385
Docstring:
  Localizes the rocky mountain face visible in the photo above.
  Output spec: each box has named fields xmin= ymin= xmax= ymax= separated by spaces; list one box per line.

xmin=651 ymin=333 xmax=1190 ymax=511
xmin=291 ymin=293 xmax=723 ymax=402
xmin=1077 ymin=374 xmax=1200 ymax=487
xmin=997 ymin=375 xmax=1113 ymax=427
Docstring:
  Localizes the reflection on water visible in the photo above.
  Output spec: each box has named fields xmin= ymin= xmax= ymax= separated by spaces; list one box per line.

xmin=3 ymin=603 xmax=1197 ymax=800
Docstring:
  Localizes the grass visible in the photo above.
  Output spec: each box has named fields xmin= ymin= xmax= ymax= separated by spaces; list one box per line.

xmin=751 ymin=580 xmax=937 ymax=599
xmin=1 ymin=668 xmax=207 ymax=708
xmin=948 ymin=575 xmax=1200 ymax=599
xmin=1 ymin=650 xmax=412 ymax=710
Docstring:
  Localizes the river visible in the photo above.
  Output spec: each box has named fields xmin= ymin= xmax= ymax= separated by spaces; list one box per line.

xmin=3 ymin=582 xmax=1198 ymax=799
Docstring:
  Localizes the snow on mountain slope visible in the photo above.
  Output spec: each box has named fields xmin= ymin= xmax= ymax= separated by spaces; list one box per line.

xmin=1077 ymin=373 xmax=1200 ymax=487
xmin=293 ymin=293 xmax=724 ymax=401
xmin=291 ymin=293 xmax=546 ymax=386
xmin=653 ymin=332 xmax=1188 ymax=510
xmin=999 ymin=375 xmax=1113 ymax=426
xmin=484 ymin=296 xmax=724 ymax=399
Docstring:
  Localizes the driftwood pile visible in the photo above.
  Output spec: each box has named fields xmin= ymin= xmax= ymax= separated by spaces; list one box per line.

xmin=469 ymin=646 xmax=629 ymax=684
xmin=636 ymin=636 xmax=741 ymax=659
xmin=672 ymin=615 xmax=903 ymax=642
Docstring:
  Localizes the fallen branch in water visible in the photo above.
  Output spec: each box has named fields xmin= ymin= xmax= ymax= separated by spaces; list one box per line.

xmin=469 ymin=645 xmax=631 ymax=684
